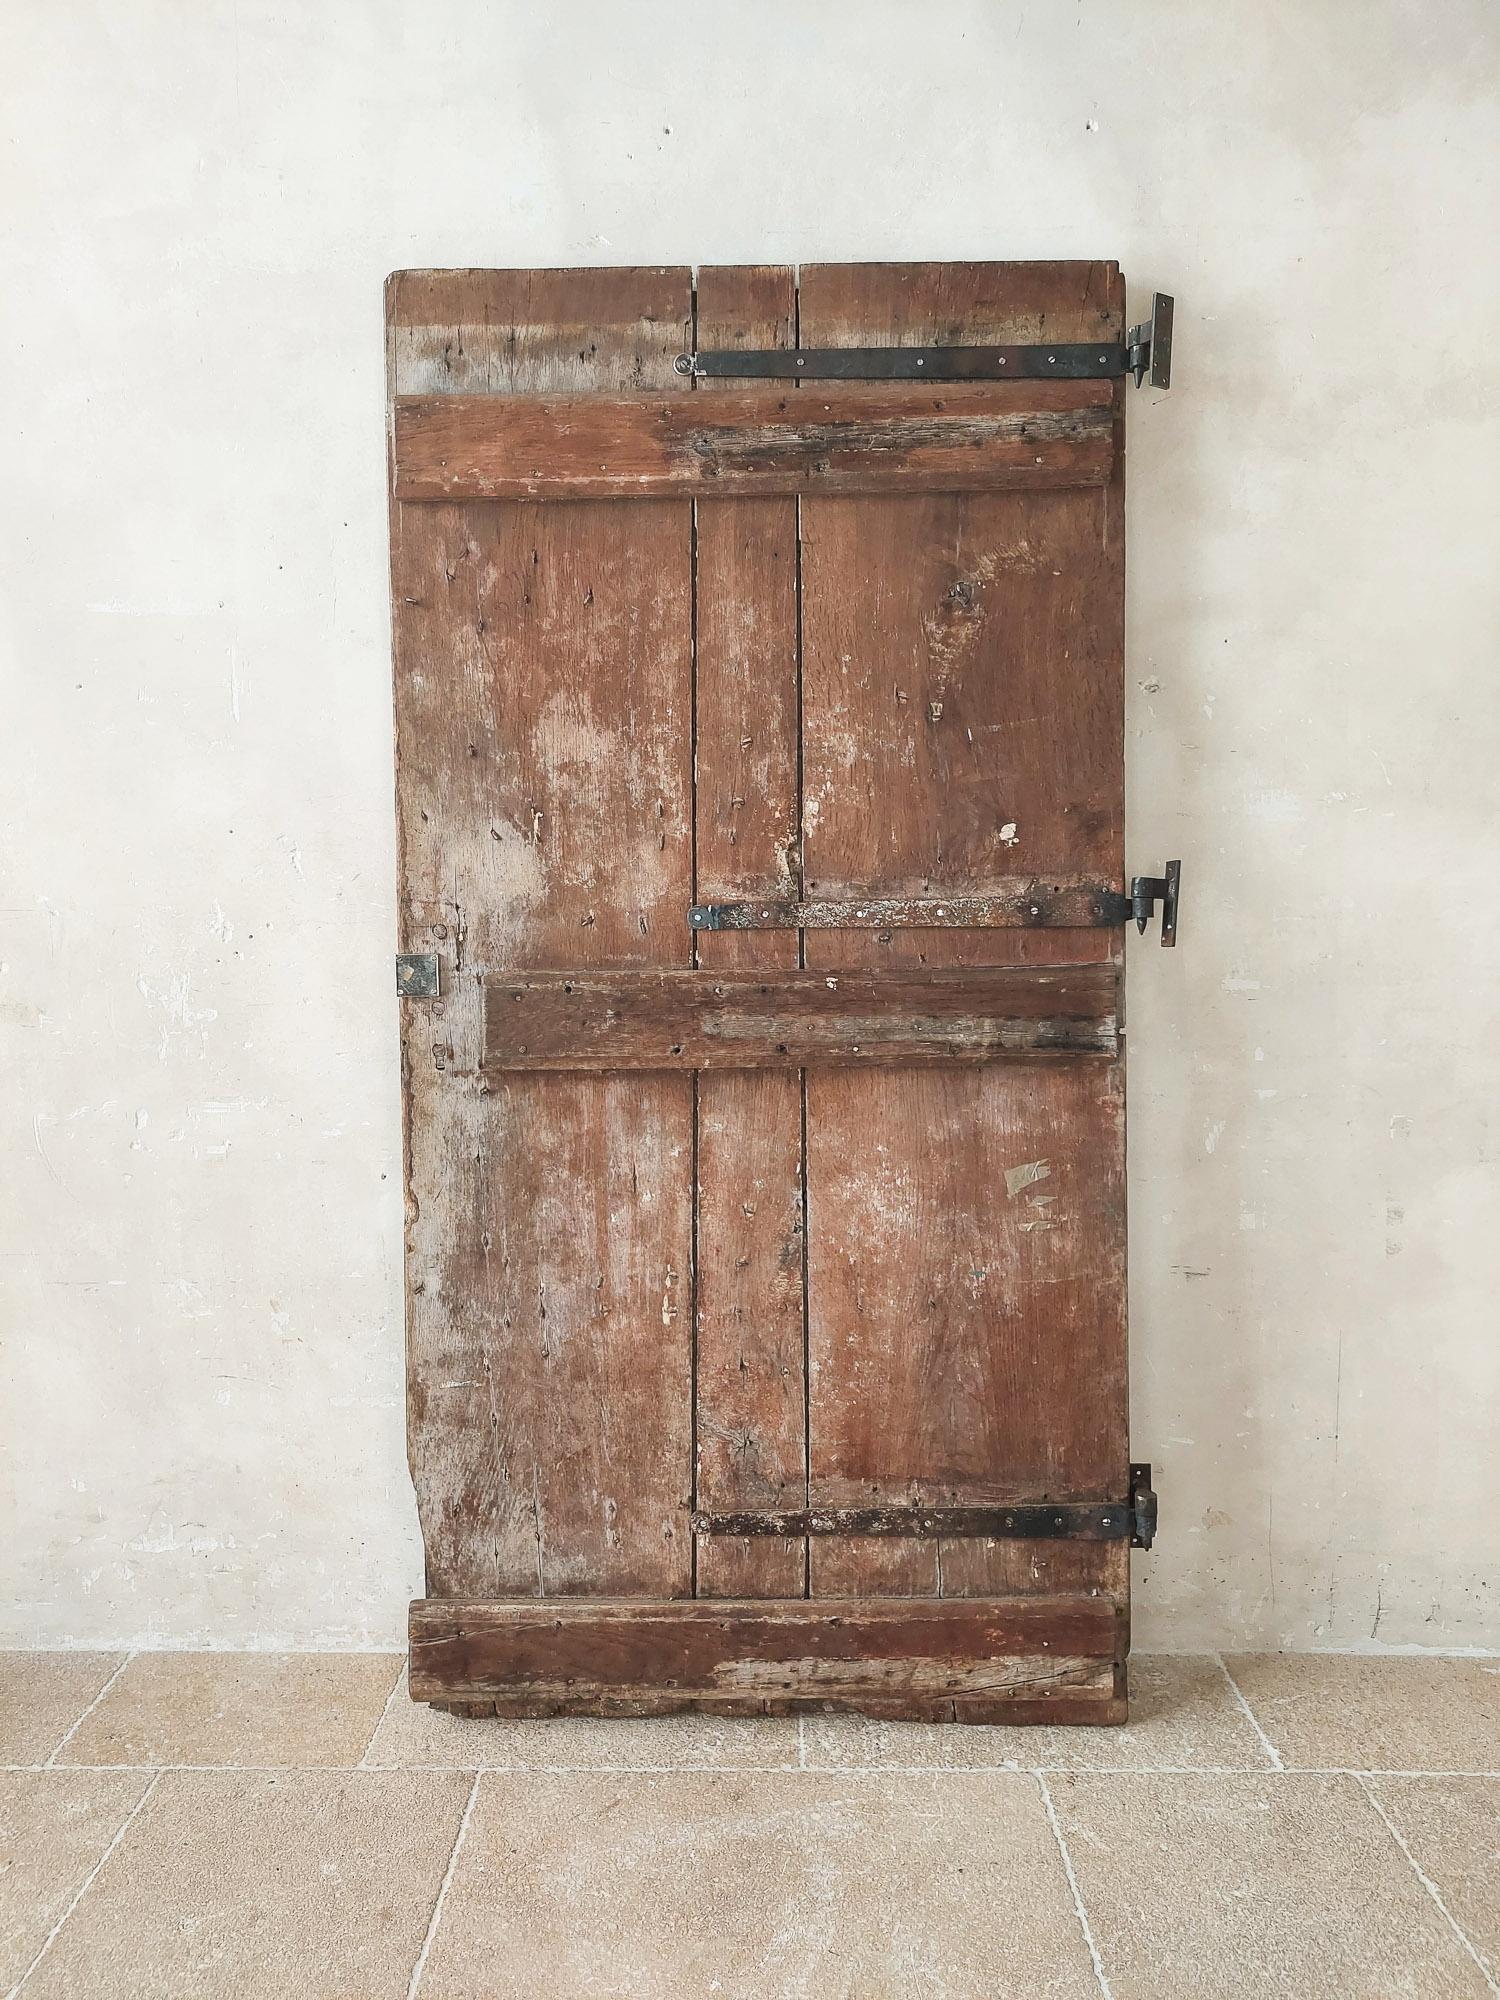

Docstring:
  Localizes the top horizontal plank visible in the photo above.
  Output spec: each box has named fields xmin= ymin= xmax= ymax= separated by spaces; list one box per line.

xmin=391 ymin=382 xmax=1116 ymax=502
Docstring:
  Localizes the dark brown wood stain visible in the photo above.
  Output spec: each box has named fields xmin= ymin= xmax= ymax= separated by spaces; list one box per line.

xmin=388 ymin=261 xmax=1138 ymax=1718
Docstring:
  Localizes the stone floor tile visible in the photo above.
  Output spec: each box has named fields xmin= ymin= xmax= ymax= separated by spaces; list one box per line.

xmin=1367 ymin=1777 xmax=1500 ymax=1982
xmin=419 ymin=1768 xmax=1098 ymax=1998
xmin=0 ymin=1654 xmax=126 ymax=1766
xmin=365 ymin=1667 xmax=803 ymax=1770
xmin=1050 ymin=1769 xmax=1492 ymax=1998
xmin=803 ymin=1655 xmax=1273 ymax=1772
xmin=55 ymin=1651 xmax=404 ymax=1769
xmin=1224 ymin=1652 xmax=1500 ymax=1770
xmin=0 ymin=1770 xmax=152 ymax=1991
xmin=20 ymin=1769 xmax=471 ymax=1999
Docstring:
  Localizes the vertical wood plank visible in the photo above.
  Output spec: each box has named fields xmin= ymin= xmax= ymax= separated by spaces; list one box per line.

xmin=691 ymin=265 xmax=807 ymax=1599
xmin=389 ymin=268 xmax=698 ymax=1597
xmin=796 ymin=261 xmax=1128 ymax=1602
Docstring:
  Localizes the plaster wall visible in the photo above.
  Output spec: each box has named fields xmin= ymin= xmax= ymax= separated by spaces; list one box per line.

xmin=3 ymin=0 xmax=1497 ymax=1650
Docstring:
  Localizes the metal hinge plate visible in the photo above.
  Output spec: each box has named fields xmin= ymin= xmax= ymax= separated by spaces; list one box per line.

xmin=1129 ymin=1463 xmax=1158 ymax=1550
xmin=396 ymin=952 xmax=440 ymax=999
xmin=677 ymin=293 xmax=1173 ymax=390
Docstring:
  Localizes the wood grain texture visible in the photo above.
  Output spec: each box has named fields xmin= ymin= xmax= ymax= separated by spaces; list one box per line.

xmin=481 ymin=965 xmax=1118 ymax=1068
xmin=796 ymin=261 xmax=1128 ymax=1602
xmin=392 ymin=380 xmax=1115 ymax=501
xmin=391 ymin=262 xmax=1138 ymax=1711
xmin=389 ymin=267 xmax=697 ymax=1598
xmin=691 ymin=265 xmax=807 ymax=1600
xmin=408 ymin=1594 xmax=1122 ymax=1711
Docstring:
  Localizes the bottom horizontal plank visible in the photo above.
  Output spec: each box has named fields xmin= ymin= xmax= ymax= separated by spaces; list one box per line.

xmin=409 ymin=1595 xmax=1126 ymax=1721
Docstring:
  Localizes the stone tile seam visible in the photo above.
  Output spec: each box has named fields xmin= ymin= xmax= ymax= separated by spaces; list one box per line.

xmin=1355 ymin=1773 xmax=1500 ymax=1997
xmin=8 ymin=1762 xmax=1500 ymax=1777
xmin=40 ymin=1652 xmax=137 ymax=1769
xmin=1214 ymin=1653 xmax=1284 ymax=1768
xmin=405 ymin=1772 xmax=480 ymax=2000
xmin=3 ymin=1768 xmax=160 ymax=2000
xmin=1036 ymin=1771 xmax=1115 ymax=2000
xmin=359 ymin=1659 xmax=411 ymax=1767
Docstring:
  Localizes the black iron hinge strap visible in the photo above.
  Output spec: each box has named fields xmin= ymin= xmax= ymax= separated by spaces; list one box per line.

xmin=678 ymin=294 xmax=1173 ymax=391
xmin=694 ymin=1468 xmax=1158 ymax=1551
xmin=690 ymin=868 xmax=1180 ymax=946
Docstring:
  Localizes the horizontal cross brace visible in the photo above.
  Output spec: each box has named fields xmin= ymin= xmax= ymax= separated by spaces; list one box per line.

xmin=409 ymin=1595 xmax=1123 ymax=1713
xmin=694 ymin=1469 xmax=1157 ymax=1551
xmin=482 ymin=964 xmax=1116 ymax=1070
xmin=393 ymin=383 xmax=1114 ymax=502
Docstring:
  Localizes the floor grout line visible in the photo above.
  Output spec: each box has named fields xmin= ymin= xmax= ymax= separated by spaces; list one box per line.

xmin=5 ymin=1768 xmax=161 ymax=2000
xmin=1215 ymin=1653 xmax=1284 ymax=1769
xmin=1036 ymin=1772 xmax=1114 ymax=2000
xmin=42 ymin=1652 xmax=136 ymax=1769
xmin=5 ymin=1759 xmax=1500 ymax=1777
xmin=1355 ymin=1774 xmax=1500 ymax=1995
xmin=359 ymin=1659 xmax=408 ymax=1768
xmin=405 ymin=1771 xmax=480 ymax=2000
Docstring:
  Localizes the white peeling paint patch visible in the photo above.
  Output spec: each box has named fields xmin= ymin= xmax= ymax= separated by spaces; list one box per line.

xmin=1246 ymin=786 xmax=1305 ymax=825
xmin=999 ymin=821 xmax=1020 ymax=846
xmin=1223 ymin=971 xmax=1260 ymax=993
xmin=1004 ymin=1160 xmax=1051 ymax=1198
xmin=1205 ymin=1120 xmax=1226 ymax=1154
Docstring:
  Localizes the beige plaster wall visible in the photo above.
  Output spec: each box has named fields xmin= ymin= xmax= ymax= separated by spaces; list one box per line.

xmin=3 ymin=1 xmax=1497 ymax=1650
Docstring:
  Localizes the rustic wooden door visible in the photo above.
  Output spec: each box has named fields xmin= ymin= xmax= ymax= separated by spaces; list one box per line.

xmin=387 ymin=261 xmax=1171 ymax=1723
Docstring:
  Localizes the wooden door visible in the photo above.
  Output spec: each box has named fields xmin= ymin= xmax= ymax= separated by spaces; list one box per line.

xmin=388 ymin=262 xmax=1165 ymax=1723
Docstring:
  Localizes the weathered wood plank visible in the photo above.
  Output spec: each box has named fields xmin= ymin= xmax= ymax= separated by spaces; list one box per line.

xmin=389 ymin=267 xmax=698 ymax=1598
xmin=481 ymin=965 xmax=1118 ymax=1069
xmin=691 ymin=266 xmax=807 ymax=1602
xmin=408 ymin=1594 xmax=1122 ymax=1708
xmin=392 ymin=381 xmax=1116 ymax=501
xmin=797 ymin=260 xmax=1128 ymax=1603
xmin=807 ymin=1062 xmax=1126 ymax=1509
xmin=425 ymin=1685 xmax=1126 ymax=1721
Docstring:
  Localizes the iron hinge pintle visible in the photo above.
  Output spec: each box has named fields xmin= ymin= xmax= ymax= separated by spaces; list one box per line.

xmin=1125 ymin=292 xmax=1174 ymax=389
xmin=1129 ymin=1463 xmax=1158 ymax=1550
xmin=1129 ymin=861 xmax=1181 ymax=947
xmin=396 ymin=952 xmax=440 ymax=999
